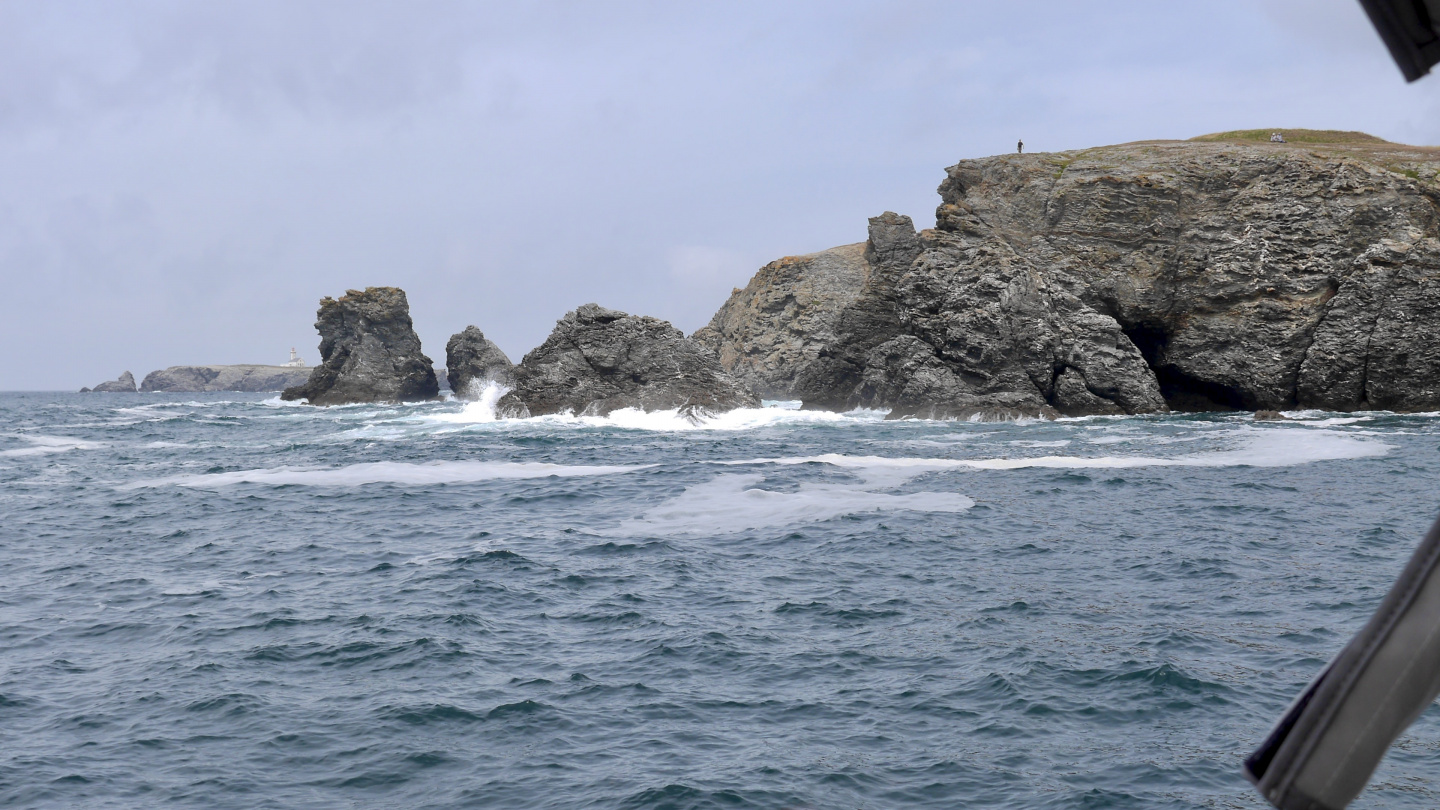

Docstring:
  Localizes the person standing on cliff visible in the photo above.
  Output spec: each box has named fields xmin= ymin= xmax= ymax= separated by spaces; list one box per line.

xmin=1017 ymin=139 xmax=1024 ymax=154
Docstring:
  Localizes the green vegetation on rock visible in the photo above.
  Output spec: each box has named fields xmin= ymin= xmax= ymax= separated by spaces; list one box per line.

xmin=1190 ymin=129 xmax=1389 ymax=145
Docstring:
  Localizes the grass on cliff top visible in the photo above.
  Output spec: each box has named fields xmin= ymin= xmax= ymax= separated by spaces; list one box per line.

xmin=1190 ymin=128 xmax=1390 ymax=145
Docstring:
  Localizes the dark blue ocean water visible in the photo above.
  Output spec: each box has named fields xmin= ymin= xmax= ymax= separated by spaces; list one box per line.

xmin=3 ymin=391 xmax=1440 ymax=809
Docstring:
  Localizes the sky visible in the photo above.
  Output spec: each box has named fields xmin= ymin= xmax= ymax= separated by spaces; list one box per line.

xmin=3 ymin=0 xmax=1439 ymax=390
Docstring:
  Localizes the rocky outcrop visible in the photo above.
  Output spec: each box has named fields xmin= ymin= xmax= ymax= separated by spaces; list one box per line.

xmin=706 ymin=212 xmax=1161 ymax=419
xmin=497 ymin=304 xmax=758 ymax=418
xmin=445 ymin=326 xmax=514 ymax=399
xmin=701 ymin=137 xmax=1440 ymax=416
xmin=281 ymin=287 xmax=439 ymax=405
xmin=84 ymin=371 xmax=137 ymax=393
xmin=693 ymin=243 xmax=869 ymax=399
xmin=140 ymin=365 xmax=311 ymax=393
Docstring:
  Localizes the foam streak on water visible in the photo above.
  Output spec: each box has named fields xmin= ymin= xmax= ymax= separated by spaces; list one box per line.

xmin=1 ymin=392 xmax=1438 ymax=809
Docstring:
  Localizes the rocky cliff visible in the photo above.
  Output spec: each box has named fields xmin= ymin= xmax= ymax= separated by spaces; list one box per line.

xmin=445 ymin=326 xmax=514 ymax=399
xmin=140 ymin=365 xmax=311 ymax=393
xmin=693 ymin=243 xmax=869 ymax=399
xmin=497 ymin=304 xmax=758 ymax=418
xmin=83 ymin=371 xmax=137 ymax=393
xmin=282 ymin=287 xmax=439 ymax=405
xmin=700 ymin=135 xmax=1440 ymax=416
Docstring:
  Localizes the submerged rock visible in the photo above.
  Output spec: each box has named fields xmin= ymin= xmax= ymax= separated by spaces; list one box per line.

xmin=140 ymin=365 xmax=311 ymax=393
xmin=85 ymin=371 xmax=137 ymax=393
xmin=497 ymin=304 xmax=758 ymax=418
xmin=701 ymin=137 xmax=1440 ymax=416
xmin=281 ymin=287 xmax=439 ymax=405
xmin=445 ymin=326 xmax=514 ymax=400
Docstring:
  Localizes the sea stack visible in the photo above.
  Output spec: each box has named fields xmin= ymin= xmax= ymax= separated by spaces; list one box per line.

xmin=699 ymin=134 xmax=1440 ymax=416
xmin=496 ymin=303 xmax=758 ymax=418
xmin=281 ymin=287 xmax=439 ymax=405
xmin=445 ymin=326 xmax=514 ymax=400
xmin=83 ymin=371 xmax=137 ymax=393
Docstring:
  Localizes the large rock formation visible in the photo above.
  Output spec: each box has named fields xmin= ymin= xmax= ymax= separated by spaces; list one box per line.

xmin=83 ymin=371 xmax=137 ymax=393
xmin=281 ymin=287 xmax=439 ymax=405
xmin=693 ymin=243 xmax=869 ymax=400
xmin=140 ymin=365 xmax=311 ymax=393
xmin=700 ymin=135 xmax=1440 ymax=416
xmin=445 ymin=326 xmax=514 ymax=399
xmin=497 ymin=304 xmax=758 ymax=418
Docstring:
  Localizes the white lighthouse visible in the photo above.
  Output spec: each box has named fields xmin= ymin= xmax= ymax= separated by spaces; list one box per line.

xmin=283 ymin=347 xmax=306 ymax=368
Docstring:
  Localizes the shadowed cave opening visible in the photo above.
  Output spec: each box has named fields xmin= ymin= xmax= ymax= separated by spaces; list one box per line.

xmin=1120 ymin=321 xmax=1250 ymax=412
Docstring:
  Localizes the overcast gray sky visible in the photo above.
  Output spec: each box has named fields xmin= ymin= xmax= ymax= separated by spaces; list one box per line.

xmin=2 ymin=0 xmax=1437 ymax=390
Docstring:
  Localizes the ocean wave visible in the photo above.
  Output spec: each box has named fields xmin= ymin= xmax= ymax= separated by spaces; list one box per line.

xmin=0 ymin=435 xmax=105 ymax=457
xmin=126 ymin=460 xmax=657 ymax=488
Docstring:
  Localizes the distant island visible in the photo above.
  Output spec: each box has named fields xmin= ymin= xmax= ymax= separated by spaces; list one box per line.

xmin=82 ymin=350 xmax=312 ymax=393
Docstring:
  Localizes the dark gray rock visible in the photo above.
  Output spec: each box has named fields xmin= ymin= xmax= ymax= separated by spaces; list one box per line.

xmin=140 ymin=365 xmax=311 ymax=393
xmin=87 ymin=371 xmax=137 ymax=393
xmin=497 ymin=304 xmax=758 ymax=418
xmin=445 ymin=326 xmax=514 ymax=399
xmin=281 ymin=287 xmax=439 ymax=405
xmin=937 ymin=141 xmax=1440 ymax=412
xmin=700 ymin=138 xmax=1440 ymax=416
xmin=783 ymin=212 xmax=1160 ymax=419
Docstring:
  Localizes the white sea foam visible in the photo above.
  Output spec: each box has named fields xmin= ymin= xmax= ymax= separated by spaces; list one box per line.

xmin=0 ymin=435 xmax=104 ymax=457
xmin=429 ymin=381 xmax=513 ymax=425
xmin=612 ymin=473 xmax=975 ymax=536
xmin=1287 ymin=416 xmax=1374 ymax=427
xmin=423 ymin=387 xmax=888 ymax=432
xmin=128 ymin=460 xmax=656 ymax=488
xmin=719 ymin=428 xmax=1390 ymax=474
xmin=259 ymin=396 xmax=312 ymax=408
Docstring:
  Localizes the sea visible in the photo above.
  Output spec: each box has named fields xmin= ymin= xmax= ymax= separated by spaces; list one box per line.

xmin=3 ymin=388 xmax=1439 ymax=810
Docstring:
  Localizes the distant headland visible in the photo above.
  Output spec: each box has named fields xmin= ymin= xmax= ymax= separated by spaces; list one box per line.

xmin=91 ymin=131 xmax=1440 ymax=417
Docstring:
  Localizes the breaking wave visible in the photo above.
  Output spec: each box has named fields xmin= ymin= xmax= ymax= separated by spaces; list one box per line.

xmin=422 ymin=383 xmax=886 ymax=432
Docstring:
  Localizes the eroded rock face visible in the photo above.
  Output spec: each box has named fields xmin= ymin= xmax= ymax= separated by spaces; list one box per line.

xmin=140 ymin=365 xmax=311 ymax=393
xmin=720 ymin=212 xmax=1161 ymax=419
xmin=497 ymin=304 xmax=758 ymax=418
xmin=281 ymin=287 xmax=439 ymax=405
xmin=85 ymin=371 xmax=137 ymax=393
xmin=937 ymin=141 xmax=1440 ymax=412
xmin=445 ymin=326 xmax=514 ymax=400
xmin=692 ymin=243 xmax=869 ymax=399
xmin=702 ymin=139 xmax=1440 ymax=416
